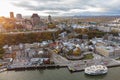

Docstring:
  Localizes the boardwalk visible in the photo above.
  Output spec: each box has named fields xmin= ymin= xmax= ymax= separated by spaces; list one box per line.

xmin=67 ymin=57 xmax=120 ymax=72
xmin=5 ymin=50 xmax=120 ymax=72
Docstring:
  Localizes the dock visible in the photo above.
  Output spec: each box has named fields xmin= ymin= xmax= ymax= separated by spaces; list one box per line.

xmin=7 ymin=64 xmax=66 ymax=71
xmin=2 ymin=52 xmax=120 ymax=73
xmin=67 ymin=58 xmax=120 ymax=72
xmin=2 ymin=59 xmax=120 ymax=73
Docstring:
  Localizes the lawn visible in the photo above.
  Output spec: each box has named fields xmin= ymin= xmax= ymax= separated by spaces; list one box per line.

xmin=116 ymin=57 xmax=120 ymax=60
xmin=83 ymin=54 xmax=94 ymax=60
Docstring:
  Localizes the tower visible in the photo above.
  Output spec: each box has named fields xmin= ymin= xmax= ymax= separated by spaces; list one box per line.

xmin=31 ymin=13 xmax=40 ymax=26
xmin=48 ymin=15 xmax=52 ymax=23
xmin=16 ymin=14 xmax=22 ymax=19
xmin=10 ymin=12 xmax=14 ymax=19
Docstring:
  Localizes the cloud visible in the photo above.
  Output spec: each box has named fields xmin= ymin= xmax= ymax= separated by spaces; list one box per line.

xmin=11 ymin=0 xmax=120 ymax=16
xmin=44 ymin=11 xmax=60 ymax=15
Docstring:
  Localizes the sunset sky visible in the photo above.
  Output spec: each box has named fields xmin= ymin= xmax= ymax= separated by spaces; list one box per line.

xmin=0 ymin=0 xmax=120 ymax=17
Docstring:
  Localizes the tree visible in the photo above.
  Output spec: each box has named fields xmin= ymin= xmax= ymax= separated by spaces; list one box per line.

xmin=67 ymin=49 xmax=73 ymax=55
xmin=48 ymin=23 xmax=56 ymax=29
xmin=3 ymin=22 xmax=15 ymax=31
xmin=0 ymin=47 xmax=4 ymax=58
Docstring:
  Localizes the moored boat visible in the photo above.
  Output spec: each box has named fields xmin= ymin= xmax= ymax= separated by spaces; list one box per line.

xmin=84 ymin=65 xmax=108 ymax=75
xmin=68 ymin=66 xmax=76 ymax=72
xmin=0 ymin=68 xmax=7 ymax=73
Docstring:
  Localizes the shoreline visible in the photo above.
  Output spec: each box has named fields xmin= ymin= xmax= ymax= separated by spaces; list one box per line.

xmin=4 ymin=61 xmax=120 ymax=73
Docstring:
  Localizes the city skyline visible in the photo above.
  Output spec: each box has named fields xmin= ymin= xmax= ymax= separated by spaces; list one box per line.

xmin=0 ymin=0 xmax=120 ymax=17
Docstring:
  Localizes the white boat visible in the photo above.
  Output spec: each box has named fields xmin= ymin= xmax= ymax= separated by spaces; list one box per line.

xmin=84 ymin=65 xmax=108 ymax=75
xmin=0 ymin=68 xmax=7 ymax=73
xmin=68 ymin=66 xmax=76 ymax=72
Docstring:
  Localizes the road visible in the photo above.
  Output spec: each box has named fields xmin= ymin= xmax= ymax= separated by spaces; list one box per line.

xmin=1 ymin=29 xmax=58 ymax=35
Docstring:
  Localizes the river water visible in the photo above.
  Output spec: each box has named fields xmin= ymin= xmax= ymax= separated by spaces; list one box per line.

xmin=0 ymin=67 xmax=120 ymax=80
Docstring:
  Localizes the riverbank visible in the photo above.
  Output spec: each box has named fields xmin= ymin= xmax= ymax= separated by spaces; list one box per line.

xmin=0 ymin=67 xmax=120 ymax=80
xmin=5 ymin=58 xmax=120 ymax=73
xmin=7 ymin=64 xmax=66 ymax=71
xmin=67 ymin=58 xmax=120 ymax=72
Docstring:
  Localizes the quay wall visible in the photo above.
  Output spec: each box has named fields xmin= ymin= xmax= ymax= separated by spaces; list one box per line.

xmin=7 ymin=65 xmax=67 ymax=71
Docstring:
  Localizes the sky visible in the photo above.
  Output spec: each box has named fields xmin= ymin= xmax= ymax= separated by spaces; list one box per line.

xmin=0 ymin=0 xmax=120 ymax=17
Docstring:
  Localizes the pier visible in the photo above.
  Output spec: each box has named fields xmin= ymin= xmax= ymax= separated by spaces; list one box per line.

xmin=7 ymin=64 xmax=66 ymax=71
xmin=67 ymin=58 xmax=120 ymax=72
xmin=5 ymin=52 xmax=120 ymax=73
xmin=6 ymin=57 xmax=120 ymax=73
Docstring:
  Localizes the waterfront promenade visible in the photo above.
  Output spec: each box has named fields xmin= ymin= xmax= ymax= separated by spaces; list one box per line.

xmin=67 ymin=58 xmax=120 ymax=72
xmin=6 ymin=51 xmax=120 ymax=73
xmin=51 ymin=51 xmax=120 ymax=72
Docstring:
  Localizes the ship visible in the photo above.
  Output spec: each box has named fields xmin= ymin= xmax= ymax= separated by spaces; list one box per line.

xmin=84 ymin=65 xmax=108 ymax=75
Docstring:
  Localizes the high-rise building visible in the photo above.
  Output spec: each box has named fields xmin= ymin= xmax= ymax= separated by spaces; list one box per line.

xmin=10 ymin=12 xmax=14 ymax=19
xmin=48 ymin=15 xmax=52 ymax=23
xmin=24 ymin=19 xmax=33 ymax=30
xmin=31 ymin=13 xmax=40 ymax=26
xmin=16 ymin=14 xmax=22 ymax=19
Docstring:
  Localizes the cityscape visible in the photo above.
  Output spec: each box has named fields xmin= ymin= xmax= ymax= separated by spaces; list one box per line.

xmin=0 ymin=0 xmax=120 ymax=80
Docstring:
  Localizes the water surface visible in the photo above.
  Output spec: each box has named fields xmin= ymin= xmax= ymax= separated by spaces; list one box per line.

xmin=0 ymin=67 xmax=120 ymax=80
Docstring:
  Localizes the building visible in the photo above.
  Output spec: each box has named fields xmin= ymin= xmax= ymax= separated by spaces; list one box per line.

xmin=96 ymin=45 xmax=120 ymax=58
xmin=0 ymin=24 xmax=5 ymax=32
xmin=82 ymin=34 xmax=88 ymax=39
xmin=10 ymin=12 xmax=14 ymax=19
xmin=16 ymin=14 xmax=22 ymax=20
xmin=48 ymin=15 xmax=52 ymax=23
xmin=31 ymin=13 xmax=40 ymax=26
xmin=103 ymin=34 xmax=113 ymax=41
xmin=111 ymin=27 xmax=120 ymax=32
xmin=110 ymin=18 xmax=120 ymax=32
xmin=24 ymin=19 xmax=33 ymax=30
xmin=96 ymin=26 xmax=111 ymax=32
